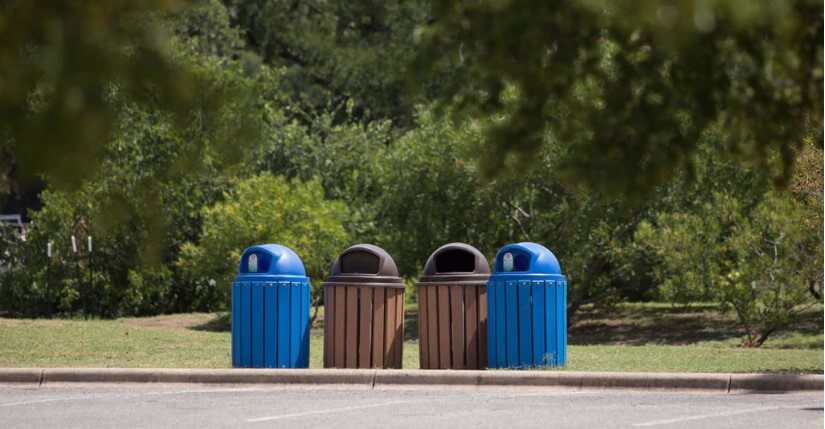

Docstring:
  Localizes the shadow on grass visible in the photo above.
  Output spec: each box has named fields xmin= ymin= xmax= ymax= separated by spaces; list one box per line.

xmin=569 ymin=304 xmax=824 ymax=347
xmin=404 ymin=310 xmax=418 ymax=341
xmin=190 ymin=313 xmax=230 ymax=332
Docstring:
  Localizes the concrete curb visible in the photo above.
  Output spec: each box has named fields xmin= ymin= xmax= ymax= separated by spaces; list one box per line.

xmin=0 ymin=368 xmax=42 ymax=386
xmin=0 ymin=368 xmax=821 ymax=392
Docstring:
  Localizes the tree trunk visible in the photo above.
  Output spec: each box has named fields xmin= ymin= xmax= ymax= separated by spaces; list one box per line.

xmin=566 ymin=255 xmax=609 ymax=328
xmin=753 ymin=329 xmax=775 ymax=348
xmin=310 ymin=295 xmax=321 ymax=326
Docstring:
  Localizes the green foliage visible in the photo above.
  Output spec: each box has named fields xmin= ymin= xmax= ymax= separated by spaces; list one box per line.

xmin=0 ymin=0 xmax=195 ymax=190
xmin=789 ymin=141 xmax=824 ymax=297
xmin=374 ymin=108 xmax=484 ymax=275
xmin=223 ymin=0 xmax=430 ymax=125
xmin=413 ymin=0 xmax=823 ymax=195
xmin=636 ymin=191 xmax=821 ymax=346
xmin=177 ymin=174 xmax=350 ymax=308
xmin=173 ymin=0 xmax=245 ymax=58
xmin=374 ymin=107 xmax=646 ymax=317
xmin=249 ymin=107 xmax=394 ymax=240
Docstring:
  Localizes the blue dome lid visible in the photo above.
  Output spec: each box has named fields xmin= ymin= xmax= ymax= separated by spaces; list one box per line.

xmin=237 ymin=244 xmax=306 ymax=276
xmin=493 ymin=242 xmax=562 ymax=275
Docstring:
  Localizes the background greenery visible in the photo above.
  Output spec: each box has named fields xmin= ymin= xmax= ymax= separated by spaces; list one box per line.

xmin=0 ymin=0 xmax=822 ymax=348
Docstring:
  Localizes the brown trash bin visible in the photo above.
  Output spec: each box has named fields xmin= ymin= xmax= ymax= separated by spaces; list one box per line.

xmin=417 ymin=243 xmax=490 ymax=369
xmin=323 ymin=244 xmax=405 ymax=369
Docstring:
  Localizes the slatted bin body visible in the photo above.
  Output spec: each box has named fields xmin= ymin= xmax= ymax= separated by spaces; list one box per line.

xmin=487 ymin=242 xmax=567 ymax=368
xmin=231 ymin=244 xmax=310 ymax=368
xmin=323 ymin=244 xmax=405 ymax=369
xmin=417 ymin=243 xmax=490 ymax=369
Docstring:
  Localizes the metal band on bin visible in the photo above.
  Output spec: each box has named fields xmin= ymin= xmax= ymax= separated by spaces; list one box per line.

xmin=324 ymin=244 xmax=405 ymax=289
xmin=417 ymin=242 xmax=491 ymax=285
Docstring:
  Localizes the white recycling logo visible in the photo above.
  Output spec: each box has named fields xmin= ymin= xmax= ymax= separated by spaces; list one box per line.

xmin=502 ymin=252 xmax=514 ymax=272
xmin=248 ymin=253 xmax=258 ymax=273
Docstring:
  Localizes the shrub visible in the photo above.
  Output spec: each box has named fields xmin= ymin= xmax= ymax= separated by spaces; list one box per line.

xmin=177 ymin=173 xmax=350 ymax=309
xmin=636 ymin=192 xmax=821 ymax=346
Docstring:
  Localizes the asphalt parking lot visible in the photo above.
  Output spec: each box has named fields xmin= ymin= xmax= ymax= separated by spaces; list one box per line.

xmin=0 ymin=385 xmax=821 ymax=428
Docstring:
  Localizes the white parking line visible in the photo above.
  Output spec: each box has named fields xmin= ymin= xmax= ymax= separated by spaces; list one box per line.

xmin=633 ymin=404 xmax=821 ymax=427
xmin=245 ymin=400 xmax=410 ymax=423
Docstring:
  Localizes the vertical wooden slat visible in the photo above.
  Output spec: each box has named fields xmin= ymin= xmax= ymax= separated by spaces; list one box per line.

xmin=333 ymin=286 xmax=346 ymax=368
xmin=345 ymin=287 xmax=358 ymax=368
xmin=450 ymin=285 xmax=465 ymax=369
xmin=384 ymin=288 xmax=397 ymax=368
xmin=358 ymin=287 xmax=372 ymax=368
xmin=395 ymin=287 xmax=404 ymax=368
xmin=437 ymin=285 xmax=451 ymax=369
xmin=426 ymin=285 xmax=439 ymax=368
xmin=372 ymin=288 xmax=385 ymax=367
xmin=478 ymin=285 xmax=488 ymax=369
xmin=465 ymin=285 xmax=478 ymax=369
xmin=323 ymin=287 xmax=332 ymax=367
xmin=418 ymin=286 xmax=429 ymax=369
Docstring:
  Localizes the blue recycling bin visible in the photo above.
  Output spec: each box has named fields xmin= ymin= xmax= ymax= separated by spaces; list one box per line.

xmin=231 ymin=244 xmax=310 ymax=368
xmin=487 ymin=242 xmax=567 ymax=368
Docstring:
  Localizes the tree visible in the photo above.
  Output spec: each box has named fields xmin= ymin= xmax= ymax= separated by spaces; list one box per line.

xmin=223 ymin=0 xmax=430 ymax=126
xmin=0 ymin=0 xmax=195 ymax=190
xmin=413 ymin=0 xmax=823 ymax=195
xmin=636 ymin=191 xmax=821 ymax=346
xmin=177 ymin=174 xmax=351 ymax=309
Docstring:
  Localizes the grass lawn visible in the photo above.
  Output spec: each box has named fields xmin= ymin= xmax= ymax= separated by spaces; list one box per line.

xmin=0 ymin=303 xmax=821 ymax=373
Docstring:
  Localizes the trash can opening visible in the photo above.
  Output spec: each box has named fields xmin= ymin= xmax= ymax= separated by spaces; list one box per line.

xmin=340 ymin=250 xmax=380 ymax=274
xmin=435 ymin=248 xmax=476 ymax=272
xmin=241 ymin=251 xmax=272 ymax=273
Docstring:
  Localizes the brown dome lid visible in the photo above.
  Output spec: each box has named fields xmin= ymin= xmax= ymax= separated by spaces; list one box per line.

xmin=325 ymin=244 xmax=404 ymax=288
xmin=418 ymin=242 xmax=491 ymax=285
